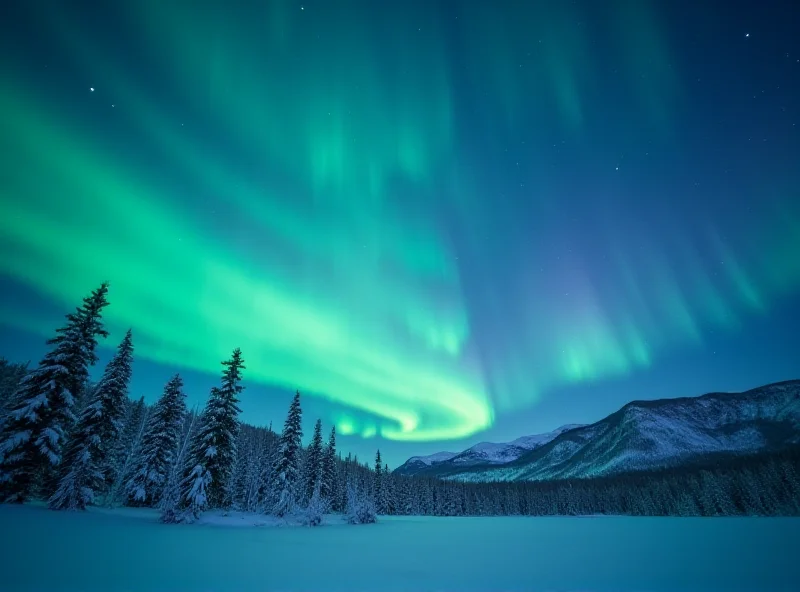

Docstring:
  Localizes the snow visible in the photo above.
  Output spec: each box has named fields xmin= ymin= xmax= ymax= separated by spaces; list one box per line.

xmin=1 ymin=504 xmax=798 ymax=591
xmin=0 ymin=429 xmax=31 ymax=454
xmin=445 ymin=381 xmax=800 ymax=483
xmin=508 ymin=423 xmax=585 ymax=448
xmin=405 ymin=424 xmax=587 ymax=472
xmin=406 ymin=450 xmax=457 ymax=465
xmin=39 ymin=426 xmax=60 ymax=447
xmin=13 ymin=393 xmax=48 ymax=422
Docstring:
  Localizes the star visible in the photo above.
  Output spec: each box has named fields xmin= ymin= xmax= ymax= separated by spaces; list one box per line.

xmin=745 ymin=33 xmax=750 ymax=38
xmin=89 ymin=87 xmax=95 ymax=92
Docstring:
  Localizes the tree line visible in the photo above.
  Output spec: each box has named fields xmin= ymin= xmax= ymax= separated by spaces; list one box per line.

xmin=389 ymin=449 xmax=800 ymax=517
xmin=1 ymin=284 xmax=798 ymax=522
xmin=0 ymin=284 xmax=377 ymax=524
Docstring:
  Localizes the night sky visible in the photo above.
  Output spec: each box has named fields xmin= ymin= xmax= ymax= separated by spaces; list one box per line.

xmin=0 ymin=0 xmax=798 ymax=467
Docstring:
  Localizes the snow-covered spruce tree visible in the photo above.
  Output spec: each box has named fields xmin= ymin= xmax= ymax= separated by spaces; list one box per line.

xmin=336 ymin=456 xmax=350 ymax=512
xmin=0 ymin=283 xmax=110 ymax=503
xmin=172 ymin=348 xmax=245 ymax=521
xmin=383 ymin=462 xmax=396 ymax=515
xmin=320 ymin=425 xmax=337 ymax=505
xmin=421 ymin=480 xmax=434 ymax=514
xmin=47 ymin=399 xmax=104 ymax=511
xmin=301 ymin=418 xmax=324 ymax=505
xmin=345 ymin=481 xmax=377 ymax=524
xmin=71 ymin=381 xmax=99 ymax=429
xmin=271 ymin=390 xmax=303 ymax=517
xmin=396 ymin=476 xmax=413 ymax=515
xmin=228 ymin=425 xmax=253 ymax=510
xmin=299 ymin=481 xmax=330 ymax=526
xmin=0 ymin=359 xmax=29 ymax=422
xmin=374 ymin=449 xmax=386 ymax=514
xmin=104 ymin=396 xmax=148 ymax=503
xmin=125 ymin=374 xmax=186 ymax=506
xmin=231 ymin=424 xmax=278 ymax=512
xmin=94 ymin=330 xmax=134 ymax=476
xmin=49 ymin=330 xmax=135 ymax=510
xmin=254 ymin=428 xmax=280 ymax=512
xmin=159 ymin=406 xmax=201 ymax=523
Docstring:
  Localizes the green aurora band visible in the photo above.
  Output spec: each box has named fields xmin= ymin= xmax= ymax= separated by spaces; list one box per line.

xmin=1 ymin=0 xmax=799 ymax=441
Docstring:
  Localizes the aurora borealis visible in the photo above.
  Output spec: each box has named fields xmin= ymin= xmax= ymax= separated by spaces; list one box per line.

xmin=1 ymin=0 xmax=798 ymax=464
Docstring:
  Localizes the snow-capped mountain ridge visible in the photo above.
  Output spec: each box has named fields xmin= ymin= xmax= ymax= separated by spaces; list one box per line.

xmin=395 ymin=380 xmax=800 ymax=481
xmin=396 ymin=424 xmax=585 ymax=475
xmin=404 ymin=451 xmax=458 ymax=467
xmin=508 ymin=424 xmax=586 ymax=449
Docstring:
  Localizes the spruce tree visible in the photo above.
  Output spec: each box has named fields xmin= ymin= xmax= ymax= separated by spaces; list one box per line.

xmin=105 ymin=396 xmax=147 ymax=503
xmin=271 ymin=390 xmax=303 ymax=516
xmin=125 ymin=374 xmax=186 ymax=506
xmin=47 ymin=396 xmax=104 ymax=510
xmin=255 ymin=429 xmax=279 ymax=513
xmin=300 ymin=481 xmax=328 ymax=526
xmin=94 ymin=330 xmax=134 ymax=474
xmin=397 ymin=476 xmax=413 ymax=515
xmin=320 ymin=425 xmax=337 ymax=502
xmin=159 ymin=406 xmax=202 ymax=523
xmin=49 ymin=330 xmax=135 ymax=510
xmin=374 ymin=449 xmax=383 ymax=513
xmin=71 ymin=381 xmax=98 ymax=428
xmin=0 ymin=359 xmax=28 ymax=421
xmin=175 ymin=348 xmax=245 ymax=520
xmin=302 ymin=419 xmax=324 ymax=504
xmin=383 ymin=462 xmax=395 ymax=515
xmin=0 ymin=283 xmax=110 ymax=503
xmin=229 ymin=427 xmax=252 ymax=510
xmin=345 ymin=481 xmax=377 ymax=524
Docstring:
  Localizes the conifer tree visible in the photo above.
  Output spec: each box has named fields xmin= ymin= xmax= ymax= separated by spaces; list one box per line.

xmin=229 ymin=426 xmax=253 ymax=510
xmin=159 ymin=406 xmax=201 ymax=522
xmin=47 ymin=397 xmax=104 ymax=511
xmin=0 ymin=283 xmax=110 ymax=503
xmin=320 ymin=425 xmax=337 ymax=502
xmin=374 ymin=449 xmax=383 ymax=512
xmin=236 ymin=426 xmax=271 ymax=512
xmin=396 ymin=475 xmax=413 ymax=515
xmin=49 ymin=330 xmax=135 ymax=510
xmin=302 ymin=419 xmax=324 ymax=504
xmin=94 ymin=330 xmax=134 ymax=472
xmin=0 ymin=359 xmax=29 ymax=424
xmin=271 ymin=390 xmax=303 ymax=516
xmin=176 ymin=348 xmax=245 ymax=520
xmin=345 ymin=481 xmax=377 ymax=524
xmin=71 ymin=381 xmax=98 ymax=429
xmin=105 ymin=396 xmax=147 ymax=503
xmin=301 ymin=481 xmax=328 ymax=526
xmin=383 ymin=462 xmax=395 ymax=515
xmin=254 ymin=428 xmax=279 ymax=513
xmin=125 ymin=375 xmax=186 ymax=506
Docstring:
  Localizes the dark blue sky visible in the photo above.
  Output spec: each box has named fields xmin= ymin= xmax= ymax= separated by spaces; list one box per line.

xmin=0 ymin=0 xmax=798 ymax=466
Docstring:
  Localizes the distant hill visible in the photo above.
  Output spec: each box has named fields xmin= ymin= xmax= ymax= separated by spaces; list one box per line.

xmin=395 ymin=380 xmax=800 ymax=482
xmin=395 ymin=424 xmax=583 ymax=476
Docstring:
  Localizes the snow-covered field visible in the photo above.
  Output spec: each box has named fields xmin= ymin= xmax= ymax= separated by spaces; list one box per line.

xmin=1 ymin=505 xmax=798 ymax=592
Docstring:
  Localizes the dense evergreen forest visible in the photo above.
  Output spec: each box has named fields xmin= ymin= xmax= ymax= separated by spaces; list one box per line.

xmin=1 ymin=284 xmax=798 ymax=523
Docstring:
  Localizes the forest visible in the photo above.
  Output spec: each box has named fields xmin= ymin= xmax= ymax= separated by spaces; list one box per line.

xmin=1 ymin=284 xmax=798 ymax=524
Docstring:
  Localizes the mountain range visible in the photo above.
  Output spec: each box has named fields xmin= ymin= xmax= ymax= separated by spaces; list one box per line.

xmin=394 ymin=379 xmax=800 ymax=482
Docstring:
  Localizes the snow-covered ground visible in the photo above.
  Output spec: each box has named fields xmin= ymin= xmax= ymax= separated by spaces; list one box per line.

xmin=1 ymin=505 xmax=798 ymax=592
